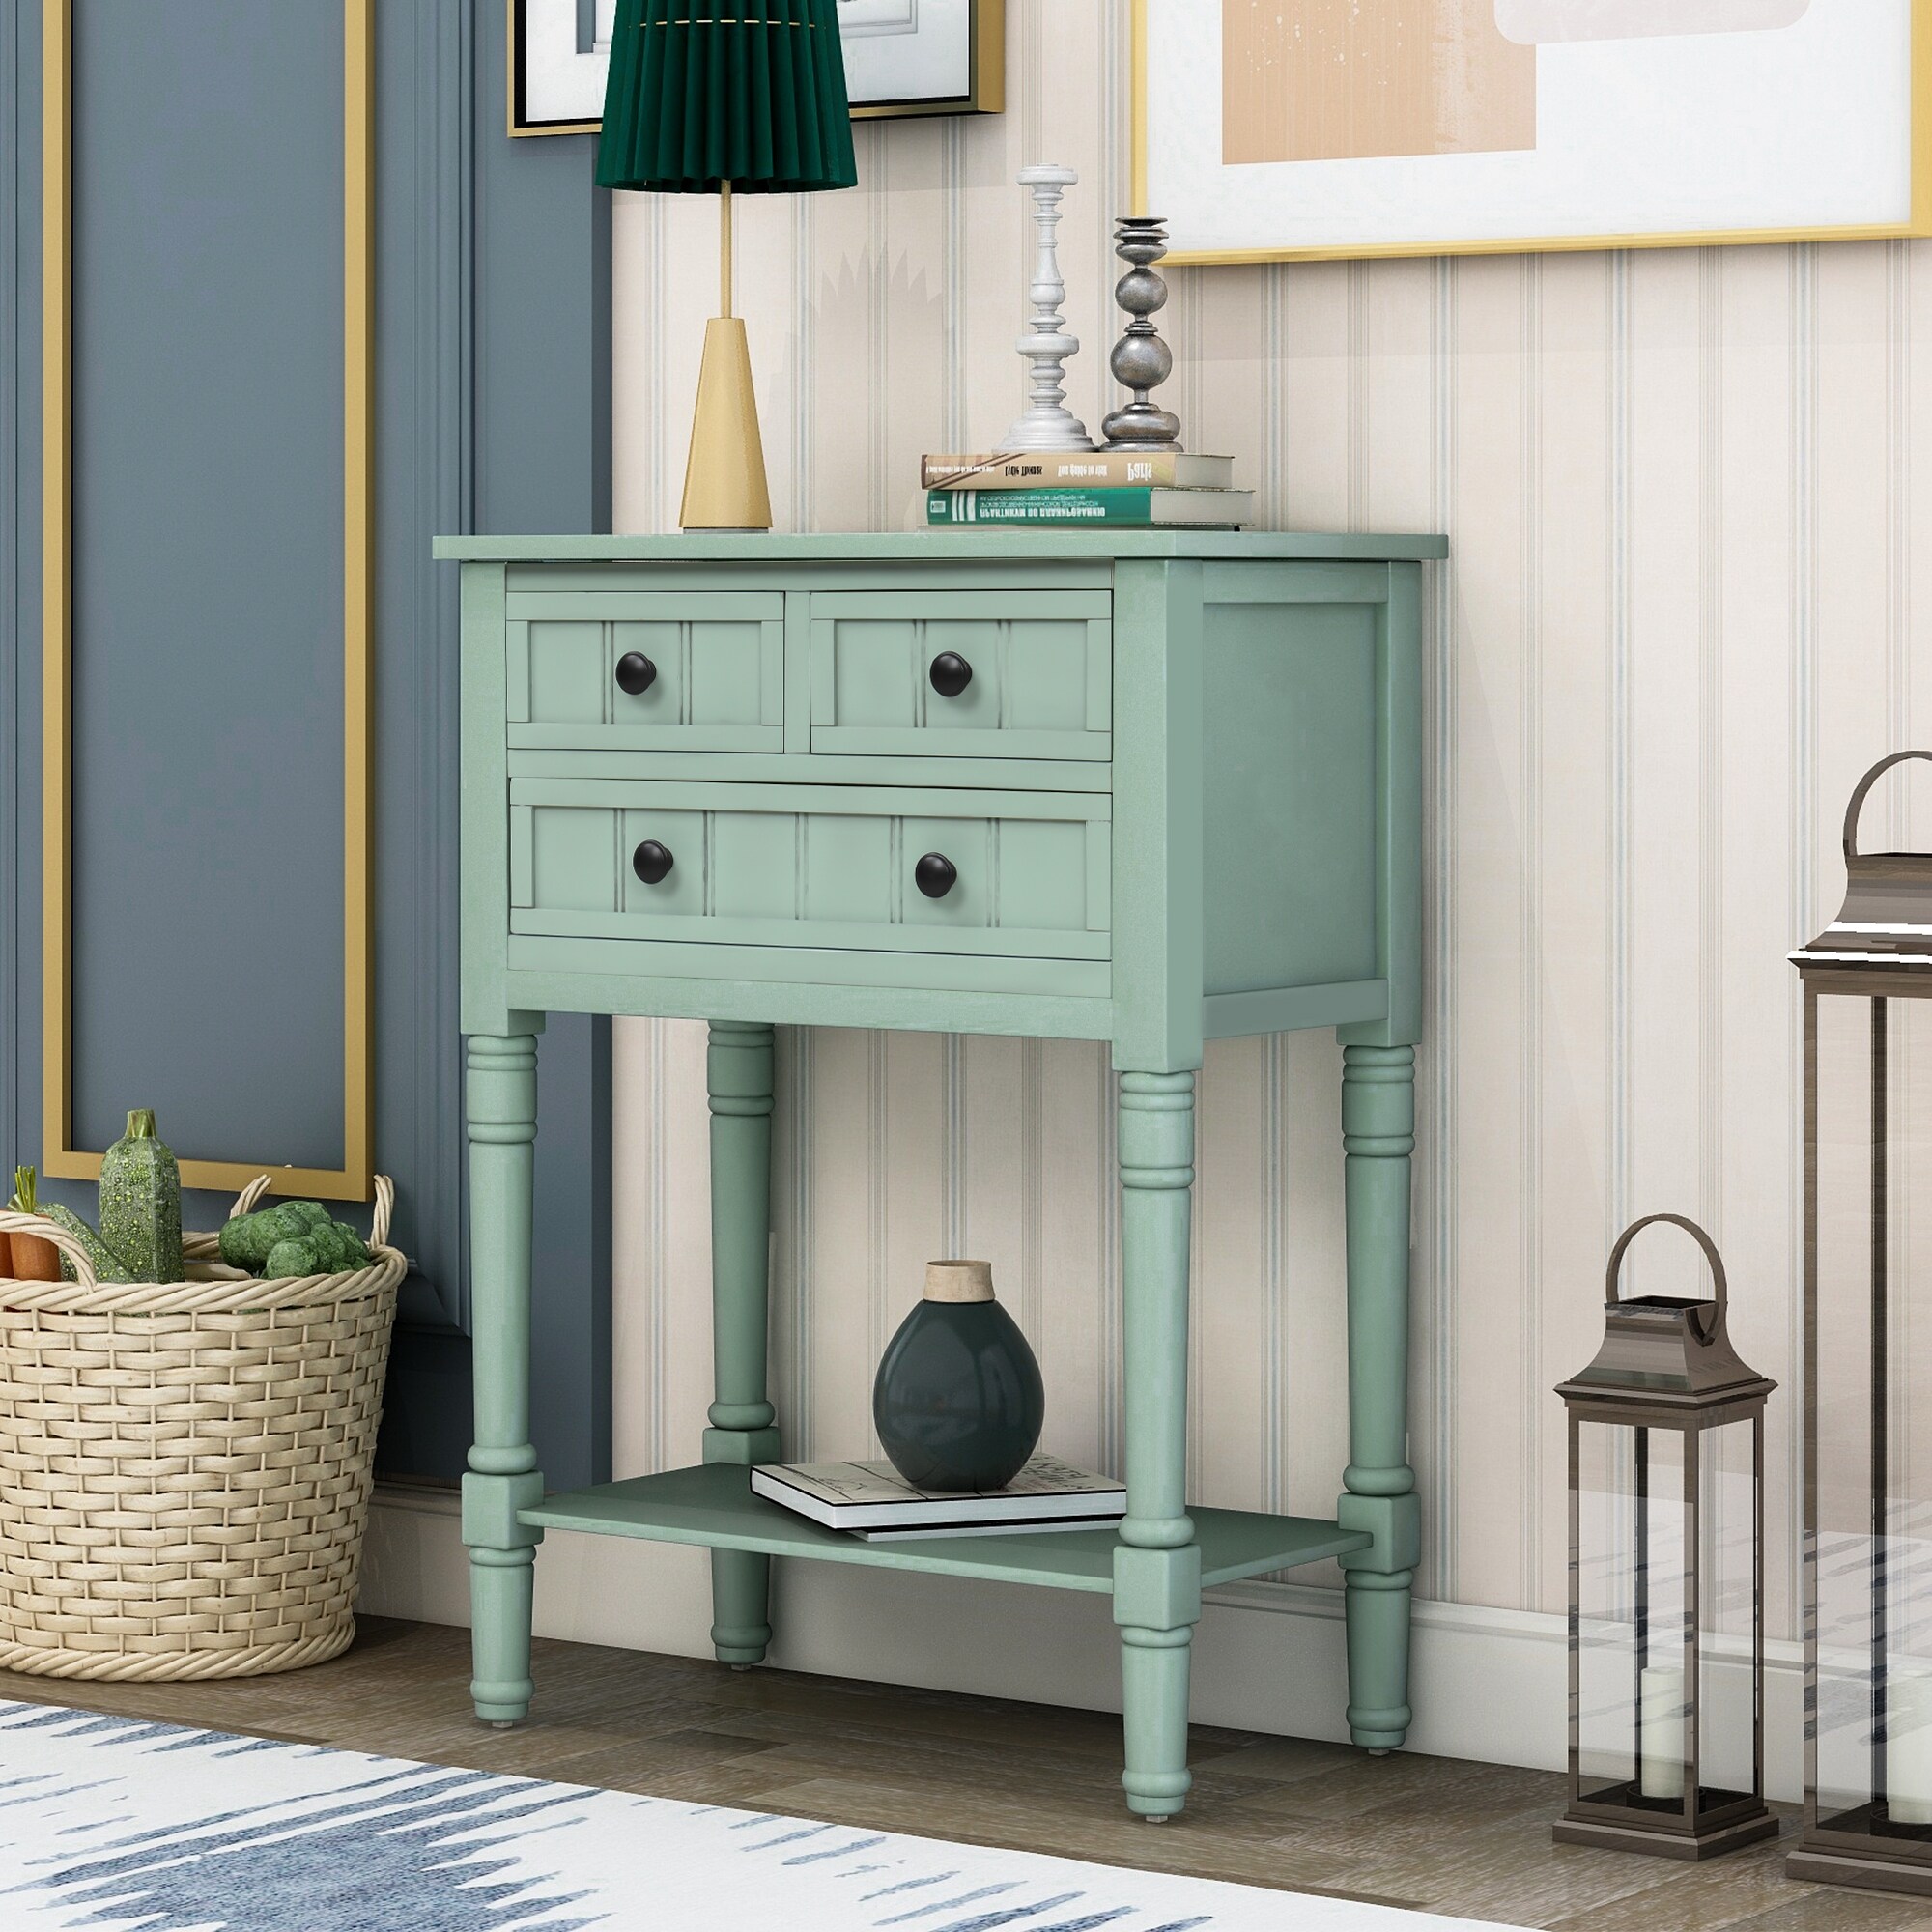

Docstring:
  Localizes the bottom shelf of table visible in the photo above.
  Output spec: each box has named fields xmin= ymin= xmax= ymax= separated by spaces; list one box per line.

xmin=520 ymin=1463 xmax=1372 ymax=1593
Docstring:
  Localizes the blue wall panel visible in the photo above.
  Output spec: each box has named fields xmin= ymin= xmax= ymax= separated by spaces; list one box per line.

xmin=69 ymin=2 xmax=347 ymax=1166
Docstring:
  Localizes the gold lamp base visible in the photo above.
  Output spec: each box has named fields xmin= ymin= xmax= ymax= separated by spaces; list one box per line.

xmin=680 ymin=316 xmax=772 ymax=532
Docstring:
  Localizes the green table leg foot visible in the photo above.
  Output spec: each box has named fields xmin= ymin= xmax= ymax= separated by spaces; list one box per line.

xmin=709 ymin=1542 xmax=772 ymax=1667
xmin=471 ymin=1690 xmax=531 ymax=1725
xmin=1123 ymin=1785 xmax=1189 ymax=1821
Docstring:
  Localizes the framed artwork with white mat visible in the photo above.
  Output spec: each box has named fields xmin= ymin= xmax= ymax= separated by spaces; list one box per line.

xmin=1132 ymin=0 xmax=1932 ymax=262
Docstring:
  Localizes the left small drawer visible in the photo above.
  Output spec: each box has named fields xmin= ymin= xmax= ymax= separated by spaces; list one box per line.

xmin=504 ymin=590 xmax=784 ymax=752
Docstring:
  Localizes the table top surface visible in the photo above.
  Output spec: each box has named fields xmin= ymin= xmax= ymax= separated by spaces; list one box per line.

xmin=435 ymin=529 xmax=1450 ymax=564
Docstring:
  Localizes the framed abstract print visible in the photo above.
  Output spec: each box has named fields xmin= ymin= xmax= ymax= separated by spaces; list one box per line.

xmin=510 ymin=0 xmax=615 ymax=136
xmin=841 ymin=0 xmax=1004 ymax=118
xmin=510 ymin=0 xmax=1003 ymax=136
xmin=1133 ymin=0 xmax=1932 ymax=262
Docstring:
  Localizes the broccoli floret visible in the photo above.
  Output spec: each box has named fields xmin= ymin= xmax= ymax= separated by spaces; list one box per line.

xmin=218 ymin=1203 xmax=321 ymax=1268
xmin=263 ymin=1237 xmax=323 ymax=1278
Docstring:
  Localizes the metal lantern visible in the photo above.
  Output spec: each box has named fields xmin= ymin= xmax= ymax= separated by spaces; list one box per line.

xmin=1788 ymin=751 xmax=1932 ymax=1894
xmin=1554 ymin=1214 xmax=1777 ymax=1861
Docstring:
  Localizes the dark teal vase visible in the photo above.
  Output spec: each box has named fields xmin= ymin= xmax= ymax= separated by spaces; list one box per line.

xmin=872 ymin=1261 xmax=1045 ymax=1492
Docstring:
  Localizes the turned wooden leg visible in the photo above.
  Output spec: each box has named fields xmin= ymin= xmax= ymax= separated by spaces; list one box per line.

xmin=1339 ymin=1043 xmax=1419 ymax=1752
xmin=1113 ymin=1068 xmax=1201 ymax=1820
xmin=463 ymin=1028 xmax=545 ymax=1725
xmin=705 ymin=1021 xmax=779 ymax=1666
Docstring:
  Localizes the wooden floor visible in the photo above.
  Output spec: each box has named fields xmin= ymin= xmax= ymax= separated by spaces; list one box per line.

xmin=1 ymin=1616 xmax=1925 ymax=1930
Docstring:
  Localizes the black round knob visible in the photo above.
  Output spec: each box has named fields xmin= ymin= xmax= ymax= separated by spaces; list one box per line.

xmin=928 ymin=652 xmax=974 ymax=698
xmin=615 ymin=651 xmax=658 ymax=696
xmin=914 ymin=852 xmax=956 ymax=899
xmin=632 ymin=839 xmax=674 ymax=886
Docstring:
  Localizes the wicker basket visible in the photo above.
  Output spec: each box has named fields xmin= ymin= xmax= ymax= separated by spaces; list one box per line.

xmin=0 ymin=1175 xmax=405 ymax=1681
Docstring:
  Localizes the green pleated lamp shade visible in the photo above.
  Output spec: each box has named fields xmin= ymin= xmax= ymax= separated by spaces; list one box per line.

xmin=596 ymin=0 xmax=859 ymax=195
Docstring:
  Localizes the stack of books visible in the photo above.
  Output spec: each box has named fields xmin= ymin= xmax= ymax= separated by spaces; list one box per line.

xmin=751 ymin=1453 xmax=1127 ymax=1543
xmin=923 ymin=451 xmax=1252 ymax=529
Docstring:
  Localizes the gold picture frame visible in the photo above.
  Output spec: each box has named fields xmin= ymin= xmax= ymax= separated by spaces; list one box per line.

xmin=1132 ymin=0 xmax=1932 ymax=265
xmin=509 ymin=0 xmax=1003 ymax=136
xmin=40 ymin=0 xmax=375 ymax=1201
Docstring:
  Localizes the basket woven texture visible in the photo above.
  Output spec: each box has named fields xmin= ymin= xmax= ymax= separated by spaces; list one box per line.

xmin=0 ymin=1175 xmax=404 ymax=1680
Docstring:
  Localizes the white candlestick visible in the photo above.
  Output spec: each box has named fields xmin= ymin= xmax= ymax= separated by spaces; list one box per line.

xmin=1000 ymin=164 xmax=1095 ymax=453
xmin=1889 ymin=1672 xmax=1932 ymax=1825
xmin=1638 ymin=1663 xmax=1687 ymax=1801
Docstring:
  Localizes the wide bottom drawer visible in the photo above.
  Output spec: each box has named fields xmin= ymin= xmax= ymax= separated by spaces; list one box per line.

xmin=508 ymin=779 xmax=1111 ymax=961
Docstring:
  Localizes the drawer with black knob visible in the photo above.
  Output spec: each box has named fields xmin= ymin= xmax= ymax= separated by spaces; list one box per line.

xmin=505 ymin=590 xmax=784 ymax=752
xmin=808 ymin=591 xmax=1111 ymax=761
xmin=507 ymin=778 xmax=1111 ymax=965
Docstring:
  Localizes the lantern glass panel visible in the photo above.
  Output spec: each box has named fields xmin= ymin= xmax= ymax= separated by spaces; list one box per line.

xmin=1813 ymin=987 xmax=1932 ymax=1844
xmin=1696 ymin=1416 xmax=1761 ymax=1811
xmin=1577 ymin=1419 xmax=1691 ymax=1817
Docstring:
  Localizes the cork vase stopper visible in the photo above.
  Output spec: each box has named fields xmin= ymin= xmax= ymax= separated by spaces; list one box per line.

xmin=923 ymin=1259 xmax=995 ymax=1304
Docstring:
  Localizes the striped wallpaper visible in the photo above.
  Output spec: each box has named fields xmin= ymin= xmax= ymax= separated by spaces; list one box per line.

xmin=607 ymin=0 xmax=1930 ymax=1641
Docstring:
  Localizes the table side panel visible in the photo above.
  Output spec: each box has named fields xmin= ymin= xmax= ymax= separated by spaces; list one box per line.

xmin=1200 ymin=591 xmax=1381 ymax=998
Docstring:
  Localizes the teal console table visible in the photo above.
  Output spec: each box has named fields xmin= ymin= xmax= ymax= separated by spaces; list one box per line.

xmin=437 ymin=529 xmax=1445 ymax=1818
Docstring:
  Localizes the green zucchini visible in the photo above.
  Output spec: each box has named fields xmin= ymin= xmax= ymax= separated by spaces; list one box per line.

xmin=41 ymin=1203 xmax=136 ymax=1284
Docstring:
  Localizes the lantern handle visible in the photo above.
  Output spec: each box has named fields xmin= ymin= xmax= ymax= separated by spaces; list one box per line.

xmin=1842 ymin=749 xmax=1932 ymax=862
xmin=1605 ymin=1212 xmax=1727 ymax=1321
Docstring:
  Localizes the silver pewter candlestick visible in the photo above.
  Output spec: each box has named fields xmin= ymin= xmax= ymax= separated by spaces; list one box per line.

xmin=1000 ymin=164 xmax=1095 ymax=452
xmin=1101 ymin=216 xmax=1182 ymax=453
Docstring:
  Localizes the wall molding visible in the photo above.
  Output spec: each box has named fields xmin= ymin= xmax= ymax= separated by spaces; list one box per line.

xmin=375 ymin=0 xmax=613 ymax=1488
xmin=37 ymin=0 xmax=376 ymax=1201
xmin=363 ymin=1482 xmax=1808 ymax=1804
xmin=0 ymin=0 xmax=33 ymax=1230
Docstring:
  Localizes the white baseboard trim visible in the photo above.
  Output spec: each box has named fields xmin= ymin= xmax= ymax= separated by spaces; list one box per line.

xmin=363 ymin=1484 xmax=1805 ymax=1804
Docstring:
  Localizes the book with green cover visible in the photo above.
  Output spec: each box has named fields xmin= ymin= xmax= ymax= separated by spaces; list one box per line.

xmin=923 ymin=451 xmax=1236 ymax=490
xmin=926 ymin=486 xmax=1254 ymax=527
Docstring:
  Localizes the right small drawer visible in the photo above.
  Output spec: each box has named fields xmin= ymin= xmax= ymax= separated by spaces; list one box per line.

xmin=809 ymin=591 xmax=1111 ymax=761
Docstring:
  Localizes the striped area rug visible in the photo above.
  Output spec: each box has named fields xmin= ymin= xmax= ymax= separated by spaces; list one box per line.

xmin=0 ymin=1700 xmax=1515 ymax=1930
